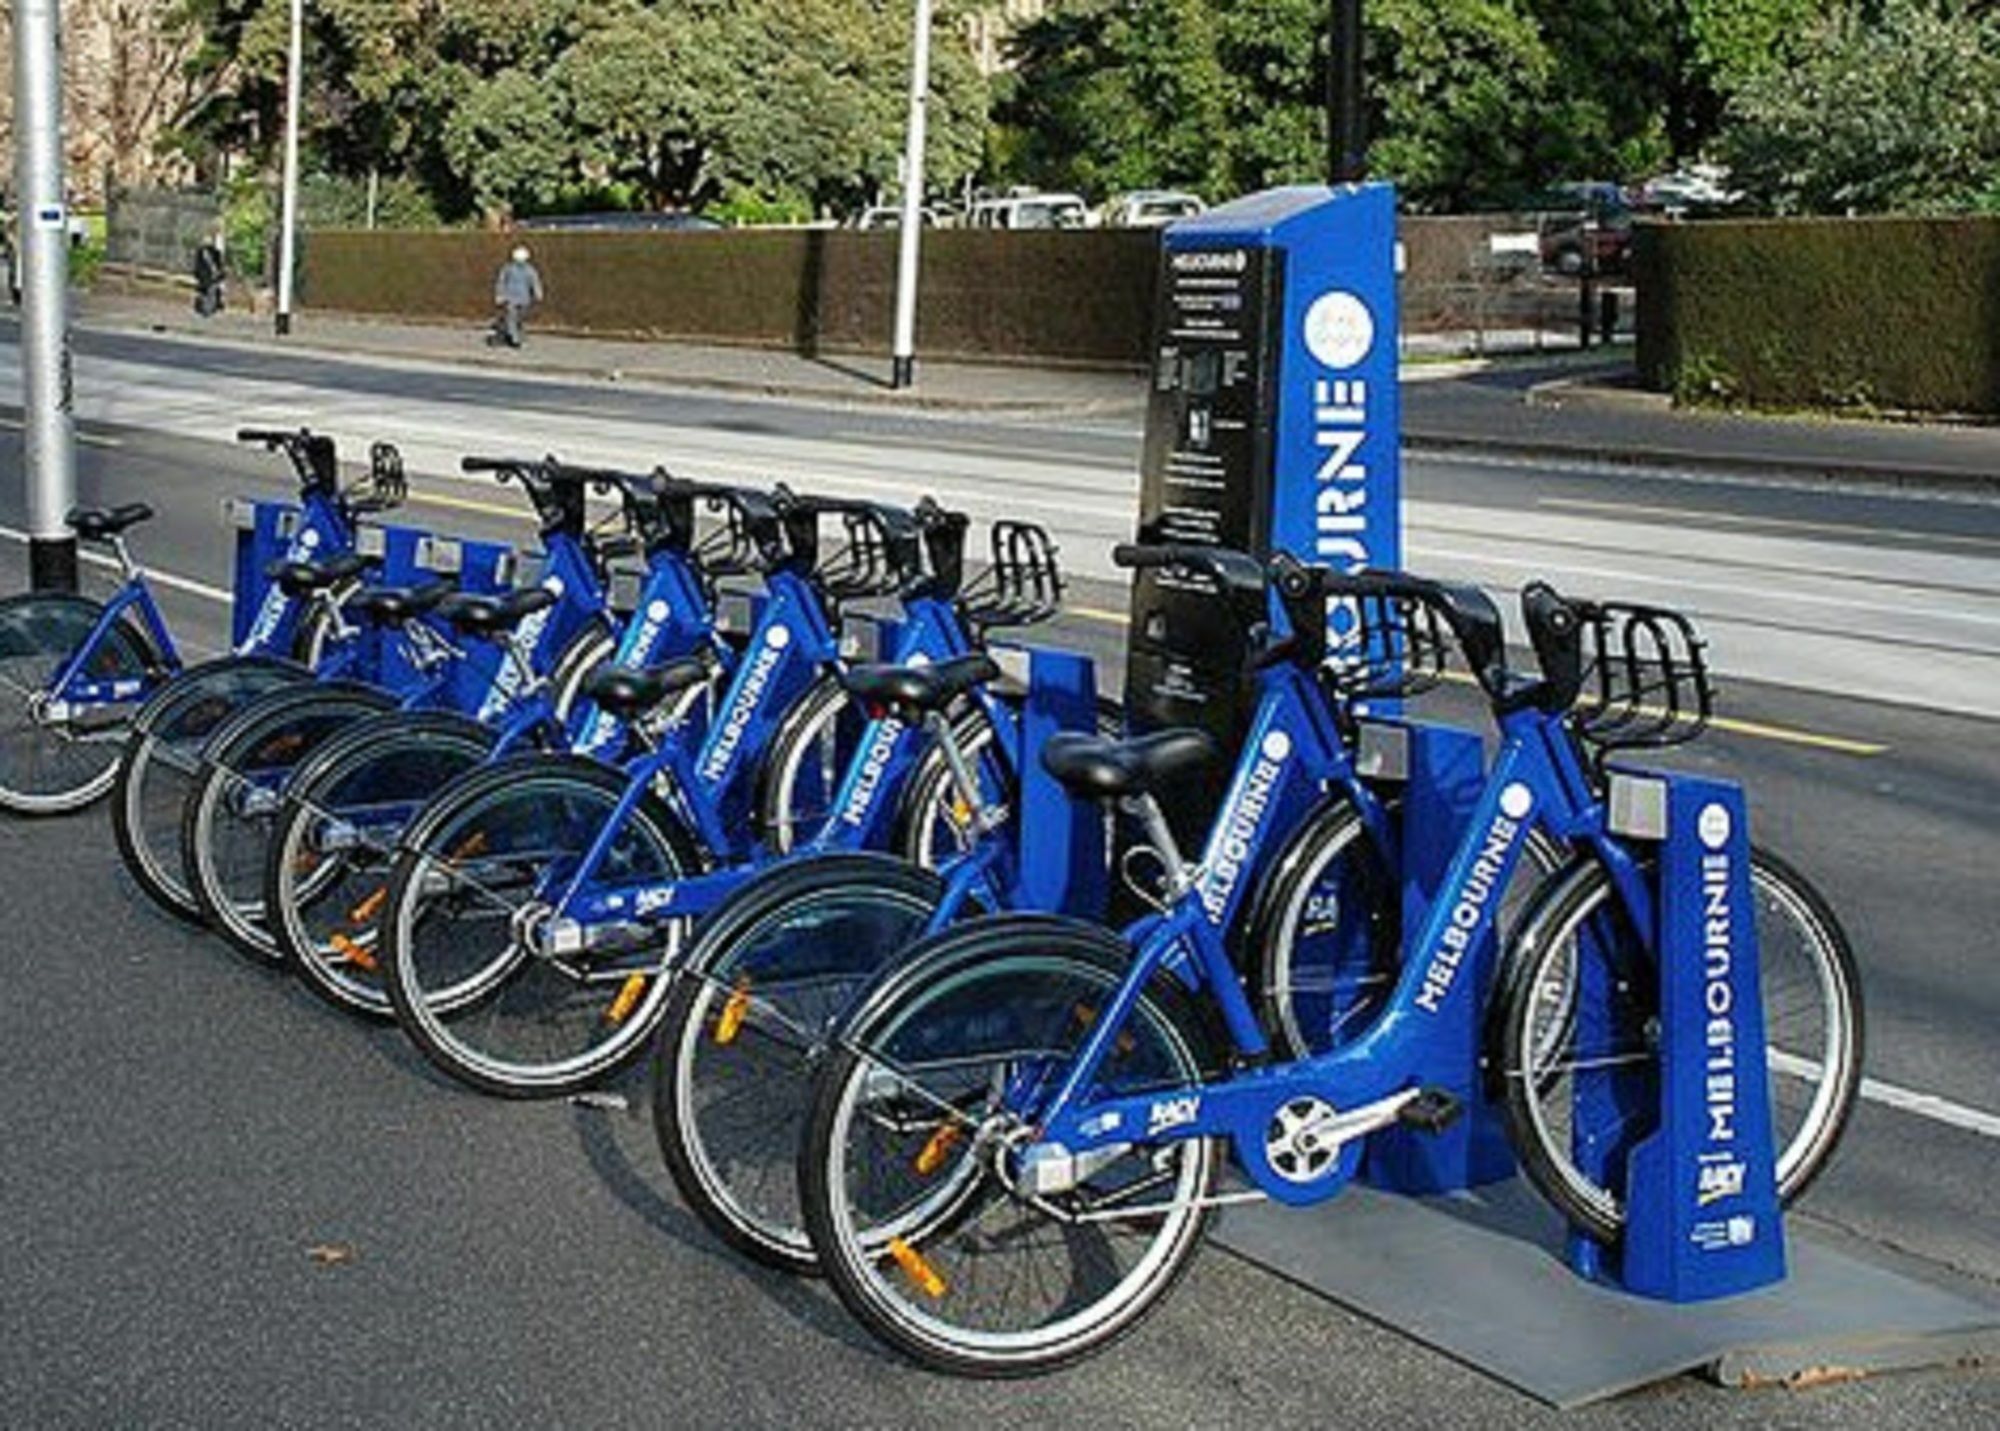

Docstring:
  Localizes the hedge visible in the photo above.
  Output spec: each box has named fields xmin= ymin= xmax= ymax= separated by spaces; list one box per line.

xmin=1635 ymin=216 xmax=2000 ymax=416
xmin=300 ymin=228 xmax=1163 ymax=368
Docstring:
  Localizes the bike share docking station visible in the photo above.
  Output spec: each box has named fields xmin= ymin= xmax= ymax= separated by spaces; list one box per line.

xmin=1121 ymin=185 xmax=1998 ymax=1405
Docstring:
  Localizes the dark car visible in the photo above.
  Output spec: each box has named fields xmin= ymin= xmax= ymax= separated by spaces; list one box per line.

xmin=1529 ymin=182 xmax=1634 ymax=277
xmin=519 ymin=211 xmax=722 ymax=233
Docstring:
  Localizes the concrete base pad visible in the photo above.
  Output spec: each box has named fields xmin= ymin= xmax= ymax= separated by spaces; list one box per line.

xmin=1215 ymin=1178 xmax=2000 ymax=1408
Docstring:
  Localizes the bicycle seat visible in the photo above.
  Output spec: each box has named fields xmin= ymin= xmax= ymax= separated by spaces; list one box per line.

xmin=1040 ymin=728 xmax=1218 ymax=802
xmin=348 ymin=578 xmax=456 ymax=628
xmin=581 ymin=658 xmax=712 ymax=721
xmin=436 ymin=587 xmax=557 ymax=639
xmin=839 ymin=653 xmax=1000 ymax=717
xmin=65 ymin=503 xmax=154 ymax=540
xmin=266 ymin=552 xmax=379 ymax=598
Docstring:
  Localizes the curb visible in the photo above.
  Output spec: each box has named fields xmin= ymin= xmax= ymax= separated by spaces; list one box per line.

xmin=1406 ymin=431 xmax=2000 ymax=498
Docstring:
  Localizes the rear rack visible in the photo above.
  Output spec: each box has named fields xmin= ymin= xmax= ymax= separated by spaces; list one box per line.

xmin=959 ymin=521 xmax=1063 ymax=629
xmin=1570 ymin=600 xmax=1713 ymax=765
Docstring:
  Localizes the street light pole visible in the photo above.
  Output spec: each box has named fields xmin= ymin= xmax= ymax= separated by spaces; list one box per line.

xmin=11 ymin=0 xmax=79 ymax=592
xmin=275 ymin=0 xmax=304 ymax=336
xmin=1328 ymin=0 xmax=1367 ymax=185
xmin=889 ymin=0 xmax=933 ymax=391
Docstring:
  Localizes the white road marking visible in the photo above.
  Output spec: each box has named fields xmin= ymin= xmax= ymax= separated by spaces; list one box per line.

xmin=0 ymin=523 xmax=233 ymax=603
xmin=1769 ymin=1049 xmax=2000 ymax=1140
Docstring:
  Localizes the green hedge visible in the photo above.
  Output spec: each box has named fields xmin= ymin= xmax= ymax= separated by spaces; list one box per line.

xmin=301 ymin=228 xmax=1163 ymax=367
xmin=1635 ymin=217 xmax=2000 ymax=415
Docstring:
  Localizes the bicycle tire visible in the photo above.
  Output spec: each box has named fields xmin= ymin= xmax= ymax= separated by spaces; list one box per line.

xmin=1497 ymin=844 xmax=1864 ymax=1243
xmin=182 ymin=679 xmax=398 ymax=963
xmin=0 ymin=592 xmax=161 ymax=816
xmin=799 ymin=915 xmax=1223 ymax=1377
xmin=654 ymin=852 xmax=947 ymax=1273
xmin=752 ymin=673 xmax=861 ymax=854
xmin=112 ymin=655 xmax=311 ymax=919
xmin=266 ymin=710 xmax=502 ymax=1019
xmin=380 ymin=752 xmax=703 ymax=1097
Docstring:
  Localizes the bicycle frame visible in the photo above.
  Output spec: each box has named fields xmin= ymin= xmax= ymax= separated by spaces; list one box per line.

xmin=1025 ymin=701 xmax=1657 ymax=1208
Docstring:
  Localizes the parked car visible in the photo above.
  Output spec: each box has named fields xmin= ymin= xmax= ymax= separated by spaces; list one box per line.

xmin=965 ymin=192 xmax=1091 ymax=230
xmin=849 ymin=205 xmax=941 ymax=230
xmin=1528 ymin=182 xmax=1635 ymax=276
xmin=519 ymin=210 xmax=722 ymax=232
xmin=1102 ymin=190 xmax=1206 ymax=228
xmin=1634 ymin=169 xmax=1744 ymax=214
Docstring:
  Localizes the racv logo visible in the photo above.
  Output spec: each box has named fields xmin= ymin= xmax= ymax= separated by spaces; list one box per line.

xmin=698 ymin=623 xmax=791 ymax=784
xmin=1196 ymin=730 xmax=1291 ymax=925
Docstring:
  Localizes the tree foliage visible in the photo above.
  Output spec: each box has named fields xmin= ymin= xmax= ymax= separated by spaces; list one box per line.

xmin=1721 ymin=1 xmax=2000 ymax=214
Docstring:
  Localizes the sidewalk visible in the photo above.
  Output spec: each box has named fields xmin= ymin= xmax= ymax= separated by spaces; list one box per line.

xmin=74 ymin=290 xmax=1150 ymax=416
xmin=68 ymin=289 xmax=2000 ymax=492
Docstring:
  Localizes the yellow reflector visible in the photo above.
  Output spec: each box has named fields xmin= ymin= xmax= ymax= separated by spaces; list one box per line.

xmin=447 ymin=831 xmax=489 ymax=863
xmin=714 ymin=979 xmax=752 ymax=1045
xmin=605 ymin=974 xmax=648 ymax=1026
xmin=329 ymin=933 xmax=378 ymax=972
xmin=914 ymin=1123 xmax=962 ymax=1177
xmin=887 ymin=1237 xmax=947 ymax=1299
xmin=348 ymin=886 xmax=387 ymax=925
xmin=950 ymin=796 xmax=974 ymax=829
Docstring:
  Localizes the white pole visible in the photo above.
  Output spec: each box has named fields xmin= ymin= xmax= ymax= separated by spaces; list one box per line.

xmin=275 ymin=0 xmax=304 ymax=335
xmin=11 ymin=0 xmax=79 ymax=591
xmin=889 ymin=0 xmax=933 ymax=390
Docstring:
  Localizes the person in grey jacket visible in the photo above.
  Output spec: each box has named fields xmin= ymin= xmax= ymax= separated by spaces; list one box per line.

xmin=490 ymin=245 xmax=544 ymax=348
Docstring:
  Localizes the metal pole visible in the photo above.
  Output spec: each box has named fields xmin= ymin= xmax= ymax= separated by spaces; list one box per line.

xmin=275 ymin=0 xmax=304 ymax=336
xmin=1328 ymin=0 xmax=1367 ymax=184
xmin=889 ymin=0 xmax=933 ymax=390
xmin=11 ymin=0 xmax=79 ymax=592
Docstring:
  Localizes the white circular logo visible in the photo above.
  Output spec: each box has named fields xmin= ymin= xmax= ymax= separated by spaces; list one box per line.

xmin=299 ymin=528 xmax=321 ymax=549
xmin=646 ymin=599 xmax=670 ymax=622
xmin=543 ymin=576 xmax=564 ymax=597
xmin=1699 ymin=803 xmax=1732 ymax=851
xmin=1303 ymin=291 xmax=1375 ymax=370
xmin=1499 ymin=783 xmax=1534 ymax=821
xmin=1261 ymin=730 xmax=1293 ymax=762
xmin=908 ymin=652 xmax=932 ymax=667
xmin=765 ymin=624 xmax=791 ymax=650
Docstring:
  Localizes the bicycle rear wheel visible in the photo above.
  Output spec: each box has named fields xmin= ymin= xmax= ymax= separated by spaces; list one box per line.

xmin=183 ymin=680 xmax=397 ymax=963
xmin=0 ymin=593 xmax=158 ymax=815
xmin=1497 ymin=845 xmax=1864 ymax=1243
xmin=799 ymin=917 xmax=1222 ymax=1377
xmin=654 ymin=853 xmax=946 ymax=1273
xmin=380 ymin=754 xmax=701 ymax=1097
xmin=267 ymin=711 xmax=501 ymax=1019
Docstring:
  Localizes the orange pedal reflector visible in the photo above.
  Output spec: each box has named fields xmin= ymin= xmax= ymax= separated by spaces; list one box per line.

xmin=714 ymin=979 xmax=753 ymax=1045
xmin=329 ymin=933 xmax=378 ymax=972
xmin=447 ymin=831 xmax=489 ymax=863
xmin=914 ymin=1123 xmax=962 ymax=1177
xmin=887 ymin=1237 xmax=947 ymax=1299
xmin=348 ymin=887 xmax=387 ymax=925
xmin=605 ymin=974 xmax=648 ymax=1026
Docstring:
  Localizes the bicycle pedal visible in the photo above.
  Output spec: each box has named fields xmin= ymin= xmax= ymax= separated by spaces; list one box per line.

xmin=1396 ymin=1088 xmax=1464 ymax=1136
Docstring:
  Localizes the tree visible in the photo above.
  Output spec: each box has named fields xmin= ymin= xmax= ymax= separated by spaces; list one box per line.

xmin=1720 ymin=1 xmax=2000 ymax=214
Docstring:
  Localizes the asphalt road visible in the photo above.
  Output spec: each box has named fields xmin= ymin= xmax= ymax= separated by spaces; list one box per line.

xmin=1 ymin=330 xmax=1996 ymax=1427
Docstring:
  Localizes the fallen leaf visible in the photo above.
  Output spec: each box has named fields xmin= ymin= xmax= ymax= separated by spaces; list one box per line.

xmin=307 ymin=1243 xmax=356 ymax=1266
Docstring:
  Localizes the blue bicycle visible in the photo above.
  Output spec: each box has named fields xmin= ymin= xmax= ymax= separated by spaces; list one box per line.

xmin=375 ymin=499 xmax=1085 ymax=1097
xmin=263 ymin=465 xmax=772 ymax=1018
xmin=796 ymin=550 xmax=1862 ymax=1375
xmin=0 ymin=428 xmax=396 ymax=819
xmin=177 ymin=456 xmax=673 ymax=965
xmin=107 ymin=430 xmax=417 ymax=915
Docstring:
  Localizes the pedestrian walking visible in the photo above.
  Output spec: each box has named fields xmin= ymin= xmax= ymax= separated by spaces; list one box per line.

xmin=193 ymin=233 xmax=226 ymax=317
xmin=490 ymin=245 xmax=544 ymax=349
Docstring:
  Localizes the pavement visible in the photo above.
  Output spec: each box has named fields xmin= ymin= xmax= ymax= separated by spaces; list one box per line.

xmin=73 ymin=288 xmax=2000 ymax=492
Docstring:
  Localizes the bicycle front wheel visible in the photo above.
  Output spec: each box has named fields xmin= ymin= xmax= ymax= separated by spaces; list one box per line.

xmin=380 ymin=754 xmax=701 ymax=1097
xmin=112 ymin=656 xmax=309 ymax=918
xmin=184 ymin=681 xmax=399 ymax=963
xmin=1498 ymin=845 xmax=1864 ymax=1243
xmin=799 ymin=917 xmax=1222 ymax=1377
xmin=267 ymin=711 xmax=502 ymax=1019
xmin=0 ymin=592 xmax=158 ymax=815
xmin=654 ymin=853 xmax=946 ymax=1273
